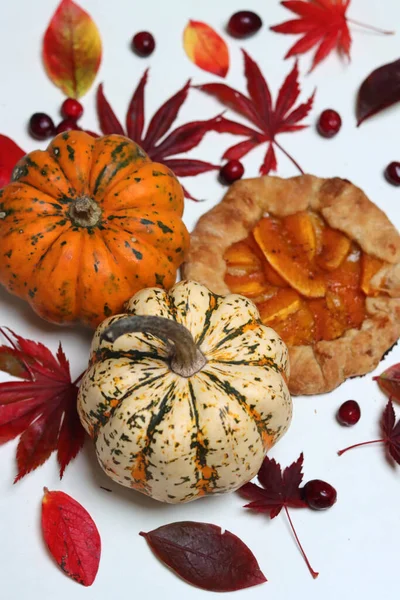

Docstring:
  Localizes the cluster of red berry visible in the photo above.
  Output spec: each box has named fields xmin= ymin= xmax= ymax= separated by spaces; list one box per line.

xmin=28 ymin=98 xmax=90 ymax=141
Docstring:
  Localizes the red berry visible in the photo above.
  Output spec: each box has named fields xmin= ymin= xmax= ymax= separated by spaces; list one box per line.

xmin=337 ymin=400 xmax=361 ymax=426
xmin=55 ymin=118 xmax=80 ymax=134
xmin=303 ymin=480 xmax=337 ymax=510
xmin=28 ymin=113 xmax=55 ymax=140
xmin=385 ymin=162 xmax=400 ymax=186
xmin=227 ymin=11 xmax=262 ymax=38
xmin=220 ymin=160 xmax=244 ymax=185
xmin=317 ymin=109 xmax=342 ymax=138
xmin=132 ymin=31 xmax=155 ymax=57
xmin=61 ymin=98 xmax=83 ymax=120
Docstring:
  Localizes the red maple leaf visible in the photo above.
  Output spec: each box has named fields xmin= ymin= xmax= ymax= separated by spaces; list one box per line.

xmin=338 ymin=400 xmax=400 ymax=465
xmin=96 ymin=70 xmax=222 ymax=201
xmin=239 ymin=454 xmax=319 ymax=579
xmin=271 ymin=1 xmax=393 ymax=72
xmin=0 ymin=134 xmax=25 ymax=188
xmin=0 ymin=328 xmax=86 ymax=481
xmin=196 ymin=50 xmax=315 ymax=176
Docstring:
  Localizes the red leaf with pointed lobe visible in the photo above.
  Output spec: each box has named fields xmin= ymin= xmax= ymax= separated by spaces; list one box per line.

xmin=0 ymin=328 xmax=85 ymax=480
xmin=271 ymin=0 xmax=392 ymax=71
xmin=197 ymin=51 xmax=314 ymax=175
xmin=0 ymin=135 xmax=25 ymax=188
xmin=140 ymin=521 xmax=266 ymax=592
xmin=240 ymin=454 xmax=318 ymax=579
xmin=42 ymin=488 xmax=101 ymax=586
xmin=96 ymin=71 xmax=225 ymax=201
xmin=96 ymin=84 xmax=124 ymax=135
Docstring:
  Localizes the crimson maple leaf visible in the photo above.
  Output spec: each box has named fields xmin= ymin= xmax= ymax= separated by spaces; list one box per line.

xmin=97 ymin=69 xmax=222 ymax=201
xmin=196 ymin=50 xmax=314 ymax=176
xmin=338 ymin=400 xmax=400 ymax=465
xmin=374 ymin=363 xmax=400 ymax=403
xmin=0 ymin=328 xmax=85 ymax=481
xmin=271 ymin=1 xmax=393 ymax=72
xmin=240 ymin=454 xmax=319 ymax=579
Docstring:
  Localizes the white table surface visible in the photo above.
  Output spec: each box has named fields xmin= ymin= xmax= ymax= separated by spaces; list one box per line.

xmin=0 ymin=1 xmax=399 ymax=598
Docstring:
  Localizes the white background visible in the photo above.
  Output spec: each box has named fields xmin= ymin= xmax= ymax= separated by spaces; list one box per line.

xmin=0 ymin=1 xmax=399 ymax=598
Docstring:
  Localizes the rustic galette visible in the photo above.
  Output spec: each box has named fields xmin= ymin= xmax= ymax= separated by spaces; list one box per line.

xmin=183 ymin=175 xmax=400 ymax=395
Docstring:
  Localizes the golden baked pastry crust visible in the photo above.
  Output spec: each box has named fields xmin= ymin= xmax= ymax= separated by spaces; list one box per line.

xmin=182 ymin=175 xmax=400 ymax=395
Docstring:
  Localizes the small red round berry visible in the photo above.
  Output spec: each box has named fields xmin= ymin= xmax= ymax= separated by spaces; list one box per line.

xmin=303 ymin=480 xmax=337 ymax=510
xmin=55 ymin=119 xmax=80 ymax=135
xmin=337 ymin=400 xmax=361 ymax=426
xmin=61 ymin=98 xmax=84 ymax=120
xmin=317 ymin=109 xmax=342 ymax=138
xmin=132 ymin=31 xmax=155 ymax=57
xmin=28 ymin=113 xmax=55 ymax=140
xmin=227 ymin=11 xmax=262 ymax=38
xmin=385 ymin=162 xmax=400 ymax=186
xmin=220 ymin=160 xmax=244 ymax=185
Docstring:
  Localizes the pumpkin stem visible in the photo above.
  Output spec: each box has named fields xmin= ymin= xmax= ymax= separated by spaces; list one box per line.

xmin=100 ymin=315 xmax=207 ymax=378
xmin=68 ymin=196 xmax=102 ymax=228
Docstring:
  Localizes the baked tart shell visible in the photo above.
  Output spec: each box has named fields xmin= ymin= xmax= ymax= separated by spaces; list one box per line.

xmin=182 ymin=175 xmax=400 ymax=395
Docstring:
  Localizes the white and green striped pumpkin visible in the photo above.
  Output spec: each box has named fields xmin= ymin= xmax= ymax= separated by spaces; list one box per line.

xmin=77 ymin=280 xmax=292 ymax=503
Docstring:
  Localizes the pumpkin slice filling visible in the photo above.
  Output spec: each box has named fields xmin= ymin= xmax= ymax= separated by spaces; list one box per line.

xmin=224 ymin=211 xmax=388 ymax=346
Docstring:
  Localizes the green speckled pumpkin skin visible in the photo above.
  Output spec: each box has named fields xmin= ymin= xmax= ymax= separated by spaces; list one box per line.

xmin=77 ymin=280 xmax=292 ymax=503
xmin=0 ymin=131 xmax=189 ymax=327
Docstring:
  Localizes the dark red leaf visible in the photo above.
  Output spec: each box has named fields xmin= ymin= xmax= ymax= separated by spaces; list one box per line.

xmin=0 ymin=408 xmax=40 ymax=444
xmin=96 ymin=83 xmax=124 ymax=135
xmin=196 ymin=82 xmax=264 ymax=129
xmin=242 ymin=50 xmax=272 ymax=132
xmin=95 ymin=72 xmax=227 ymax=200
xmin=374 ymin=362 xmax=400 ymax=403
xmin=260 ymin=143 xmax=278 ymax=175
xmin=140 ymin=521 xmax=266 ymax=592
xmin=57 ymin=395 xmax=86 ymax=478
xmin=210 ymin=115 xmax=259 ymax=137
xmin=275 ymin=60 xmax=300 ymax=123
xmin=179 ymin=184 xmax=205 ymax=203
xmin=126 ymin=69 xmax=148 ymax=144
xmin=223 ymin=138 xmax=262 ymax=161
xmin=356 ymin=59 xmax=400 ymax=126
xmin=15 ymin=403 xmax=63 ymax=482
xmin=338 ymin=400 xmax=400 ymax=466
xmin=143 ymin=80 xmax=191 ymax=150
xmin=163 ymin=158 xmax=218 ymax=177
xmin=0 ymin=135 xmax=25 ymax=188
xmin=151 ymin=119 xmax=215 ymax=160
xmin=0 ymin=329 xmax=86 ymax=480
xmin=240 ymin=454 xmax=317 ymax=578
xmin=196 ymin=52 xmax=314 ymax=175
xmin=42 ymin=488 xmax=101 ymax=586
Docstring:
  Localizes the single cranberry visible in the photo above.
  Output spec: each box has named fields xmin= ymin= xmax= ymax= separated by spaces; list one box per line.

xmin=303 ymin=480 xmax=337 ymax=510
xmin=337 ymin=400 xmax=361 ymax=426
xmin=317 ymin=109 xmax=342 ymax=138
xmin=227 ymin=11 xmax=262 ymax=38
xmin=385 ymin=162 xmax=400 ymax=186
xmin=28 ymin=113 xmax=55 ymax=140
xmin=61 ymin=98 xmax=84 ymax=120
xmin=55 ymin=118 xmax=80 ymax=134
xmin=220 ymin=160 xmax=244 ymax=185
xmin=132 ymin=31 xmax=155 ymax=57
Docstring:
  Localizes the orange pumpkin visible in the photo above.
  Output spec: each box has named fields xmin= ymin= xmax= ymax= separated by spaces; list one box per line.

xmin=0 ymin=131 xmax=189 ymax=327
